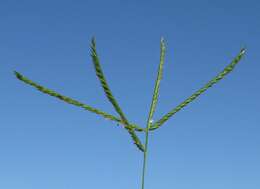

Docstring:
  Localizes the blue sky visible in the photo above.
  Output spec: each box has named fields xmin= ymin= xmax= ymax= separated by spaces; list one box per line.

xmin=1 ymin=0 xmax=260 ymax=188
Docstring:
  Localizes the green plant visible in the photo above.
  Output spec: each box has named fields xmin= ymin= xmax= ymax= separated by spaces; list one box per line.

xmin=14 ymin=37 xmax=246 ymax=189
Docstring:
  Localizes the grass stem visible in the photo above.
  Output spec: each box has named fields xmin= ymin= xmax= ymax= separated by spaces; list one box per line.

xmin=141 ymin=126 xmax=150 ymax=189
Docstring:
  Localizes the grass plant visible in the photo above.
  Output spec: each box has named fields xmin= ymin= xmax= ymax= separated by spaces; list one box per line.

xmin=14 ymin=37 xmax=246 ymax=189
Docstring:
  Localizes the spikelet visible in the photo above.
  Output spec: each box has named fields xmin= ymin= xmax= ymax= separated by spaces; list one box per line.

xmin=146 ymin=37 xmax=166 ymax=129
xmin=150 ymin=48 xmax=246 ymax=130
xmin=14 ymin=71 xmax=124 ymax=126
xmin=90 ymin=37 xmax=144 ymax=151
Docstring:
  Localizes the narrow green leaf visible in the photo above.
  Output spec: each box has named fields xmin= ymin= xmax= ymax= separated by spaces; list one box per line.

xmin=14 ymin=71 xmax=125 ymax=127
xmin=90 ymin=37 xmax=129 ymax=125
xmin=150 ymin=48 xmax=246 ymax=130
xmin=146 ymin=37 xmax=166 ymax=126
xmin=90 ymin=38 xmax=144 ymax=151
xmin=141 ymin=38 xmax=166 ymax=189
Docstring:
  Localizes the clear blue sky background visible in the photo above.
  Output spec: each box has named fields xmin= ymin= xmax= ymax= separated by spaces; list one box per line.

xmin=1 ymin=0 xmax=259 ymax=189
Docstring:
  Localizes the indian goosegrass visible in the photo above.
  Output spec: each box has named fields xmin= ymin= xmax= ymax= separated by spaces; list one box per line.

xmin=14 ymin=37 xmax=246 ymax=189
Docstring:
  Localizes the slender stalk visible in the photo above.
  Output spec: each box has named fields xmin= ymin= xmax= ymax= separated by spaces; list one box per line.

xmin=141 ymin=122 xmax=151 ymax=189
